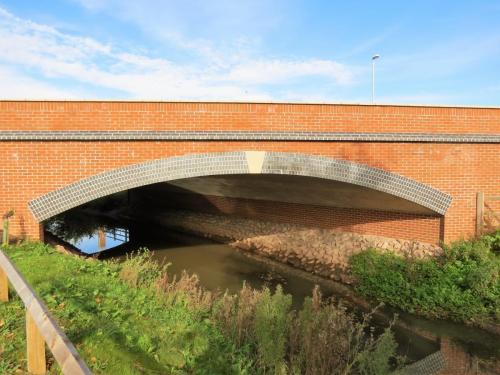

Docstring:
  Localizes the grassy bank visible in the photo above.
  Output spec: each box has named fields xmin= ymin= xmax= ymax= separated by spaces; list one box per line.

xmin=0 ymin=242 xmax=399 ymax=375
xmin=350 ymin=231 xmax=500 ymax=326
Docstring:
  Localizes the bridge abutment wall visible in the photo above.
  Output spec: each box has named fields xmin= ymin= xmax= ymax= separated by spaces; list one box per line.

xmin=134 ymin=191 xmax=443 ymax=244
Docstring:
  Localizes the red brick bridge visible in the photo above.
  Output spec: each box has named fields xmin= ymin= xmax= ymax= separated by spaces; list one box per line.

xmin=0 ymin=100 xmax=499 ymax=245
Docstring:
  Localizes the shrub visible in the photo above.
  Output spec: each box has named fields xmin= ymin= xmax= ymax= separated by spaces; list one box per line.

xmin=119 ymin=248 xmax=167 ymax=288
xmin=156 ymin=269 xmax=217 ymax=311
xmin=254 ymin=286 xmax=292 ymax=373
xmin=288 ymin=287 xmax=400 ymax=375
xmin=350 ymin=231 xmax=500 ymax=324
xmin=213 ymin=283 xmax=261 ymax=348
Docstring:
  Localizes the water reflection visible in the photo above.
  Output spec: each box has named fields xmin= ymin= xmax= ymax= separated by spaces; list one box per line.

xmin=45 ymin=210 xmax=130 ymax=254
xmin=53 ymin=227 xmax=129 ymax=254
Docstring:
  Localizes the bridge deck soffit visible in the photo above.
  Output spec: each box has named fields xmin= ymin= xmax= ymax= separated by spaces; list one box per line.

xmin=28 ymin=151 xmax=453 ymax=222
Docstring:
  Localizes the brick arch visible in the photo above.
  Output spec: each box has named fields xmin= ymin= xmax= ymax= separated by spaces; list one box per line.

xmin=28 ymin=151 xmax=452 ymax=222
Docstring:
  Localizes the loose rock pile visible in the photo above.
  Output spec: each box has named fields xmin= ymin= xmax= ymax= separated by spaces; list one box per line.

xmin=156 ymin=210 xmax=443 ymax=283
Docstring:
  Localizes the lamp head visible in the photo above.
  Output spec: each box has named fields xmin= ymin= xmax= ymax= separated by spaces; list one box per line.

xmin=372 ymin=54 xmax=380 ymax=60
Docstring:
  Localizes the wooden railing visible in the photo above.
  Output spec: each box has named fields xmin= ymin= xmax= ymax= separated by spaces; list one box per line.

xmin=476 ymin=192 xmax=500 ymax=236
xmin=0 ymin=250 xmax=92 ymax=375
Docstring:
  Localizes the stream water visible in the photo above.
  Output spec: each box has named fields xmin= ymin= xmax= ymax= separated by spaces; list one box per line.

xmin=45 ymin=207 xmax=500 ymax=371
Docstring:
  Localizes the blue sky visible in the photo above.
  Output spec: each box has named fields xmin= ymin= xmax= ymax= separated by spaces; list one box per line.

xmin=0 ymin=1 xmax=499 ymax=105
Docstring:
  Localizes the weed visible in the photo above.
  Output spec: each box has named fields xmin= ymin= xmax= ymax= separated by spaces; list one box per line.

xmin=350 ymin=230 xmax=500 ymax=324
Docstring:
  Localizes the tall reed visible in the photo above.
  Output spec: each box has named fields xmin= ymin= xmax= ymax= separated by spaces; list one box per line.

xmin=120 ymin=250 xmax=401 ymax=374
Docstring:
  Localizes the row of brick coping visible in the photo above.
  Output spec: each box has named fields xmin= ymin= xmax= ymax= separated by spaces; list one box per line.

xmin=1 ymin=99 xmax=500 ymax=110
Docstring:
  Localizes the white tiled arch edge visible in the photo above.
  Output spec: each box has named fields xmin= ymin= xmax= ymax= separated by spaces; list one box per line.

xmin=28 ymin=151 xmax=452 ymax=221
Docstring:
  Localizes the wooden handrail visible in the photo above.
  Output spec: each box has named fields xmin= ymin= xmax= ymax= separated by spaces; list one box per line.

xmin=0 ymin=250 xmax=92 ymax=375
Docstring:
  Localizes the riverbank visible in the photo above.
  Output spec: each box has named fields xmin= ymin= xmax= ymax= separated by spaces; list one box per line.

xmin=350 ymin=230 xmax=500 ymax=330
xmin=0 ymin=242 xmax=400 ymax=375
xmin=150 ymin=210 xmax=499 ymax=330
xmin=153 ymin=209 xmax=442 ymax=284
xmin=1 ymin=242 xmax=252 ymax=374
xmin=44 ymin=226 xmax=500 ymax=361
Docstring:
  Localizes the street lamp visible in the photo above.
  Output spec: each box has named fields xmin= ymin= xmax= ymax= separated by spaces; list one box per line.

xmin=372 ymin=54 xmax=380 ymax=103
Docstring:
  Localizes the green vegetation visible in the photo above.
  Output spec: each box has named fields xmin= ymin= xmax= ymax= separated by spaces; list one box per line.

xmin=1 ymin=243 xmax=251 ymax=374
xmin=0 ymin=242 xmax=399 ymax=374
xmin=350 ymin=231 xmax=500 ymax=325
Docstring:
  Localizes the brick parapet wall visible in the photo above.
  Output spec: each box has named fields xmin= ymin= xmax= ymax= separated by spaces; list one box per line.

xmin=1 ymin=101 xmax=499 ymax=134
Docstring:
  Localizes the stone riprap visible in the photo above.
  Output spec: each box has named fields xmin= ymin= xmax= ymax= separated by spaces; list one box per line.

xmin=155 ymin=209 xmax=443 ymax=283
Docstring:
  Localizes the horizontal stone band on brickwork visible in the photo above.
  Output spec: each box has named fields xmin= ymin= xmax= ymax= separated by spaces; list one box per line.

xmin=1 ymin=131 xmax=499 ymax=143
xmin=28 ymin=151 xmax=452 ymax=222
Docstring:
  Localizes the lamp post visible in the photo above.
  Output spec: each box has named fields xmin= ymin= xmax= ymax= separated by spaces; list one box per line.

xmin=371 ymin=54 xmax=380 ymax=103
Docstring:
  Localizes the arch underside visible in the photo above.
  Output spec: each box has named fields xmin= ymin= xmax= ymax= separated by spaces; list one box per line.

xmin=29 ymin=151 xmax=452 ymax=222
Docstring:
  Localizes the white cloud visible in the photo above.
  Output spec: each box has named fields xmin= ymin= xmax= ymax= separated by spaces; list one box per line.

xmin=228 ymin=59 xmax=353 ymax=85
xmin=0 ymin=6 xmax=356 ymax=100
xmin=0 ymin=66 xmax=80 ymax=98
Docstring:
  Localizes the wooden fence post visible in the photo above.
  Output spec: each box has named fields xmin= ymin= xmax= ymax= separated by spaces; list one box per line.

xmin=2 ymin=219 xmax=8 ymax=246
xmin=0 ymin=267 xmax=8 ymax=302
xmin=26 ymin=311 xmax=46 ymax=375
xmin=0 ymin=251 xmax=92 ymax=374
xmin=476 ymin=192 xmax=484 ymax=237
